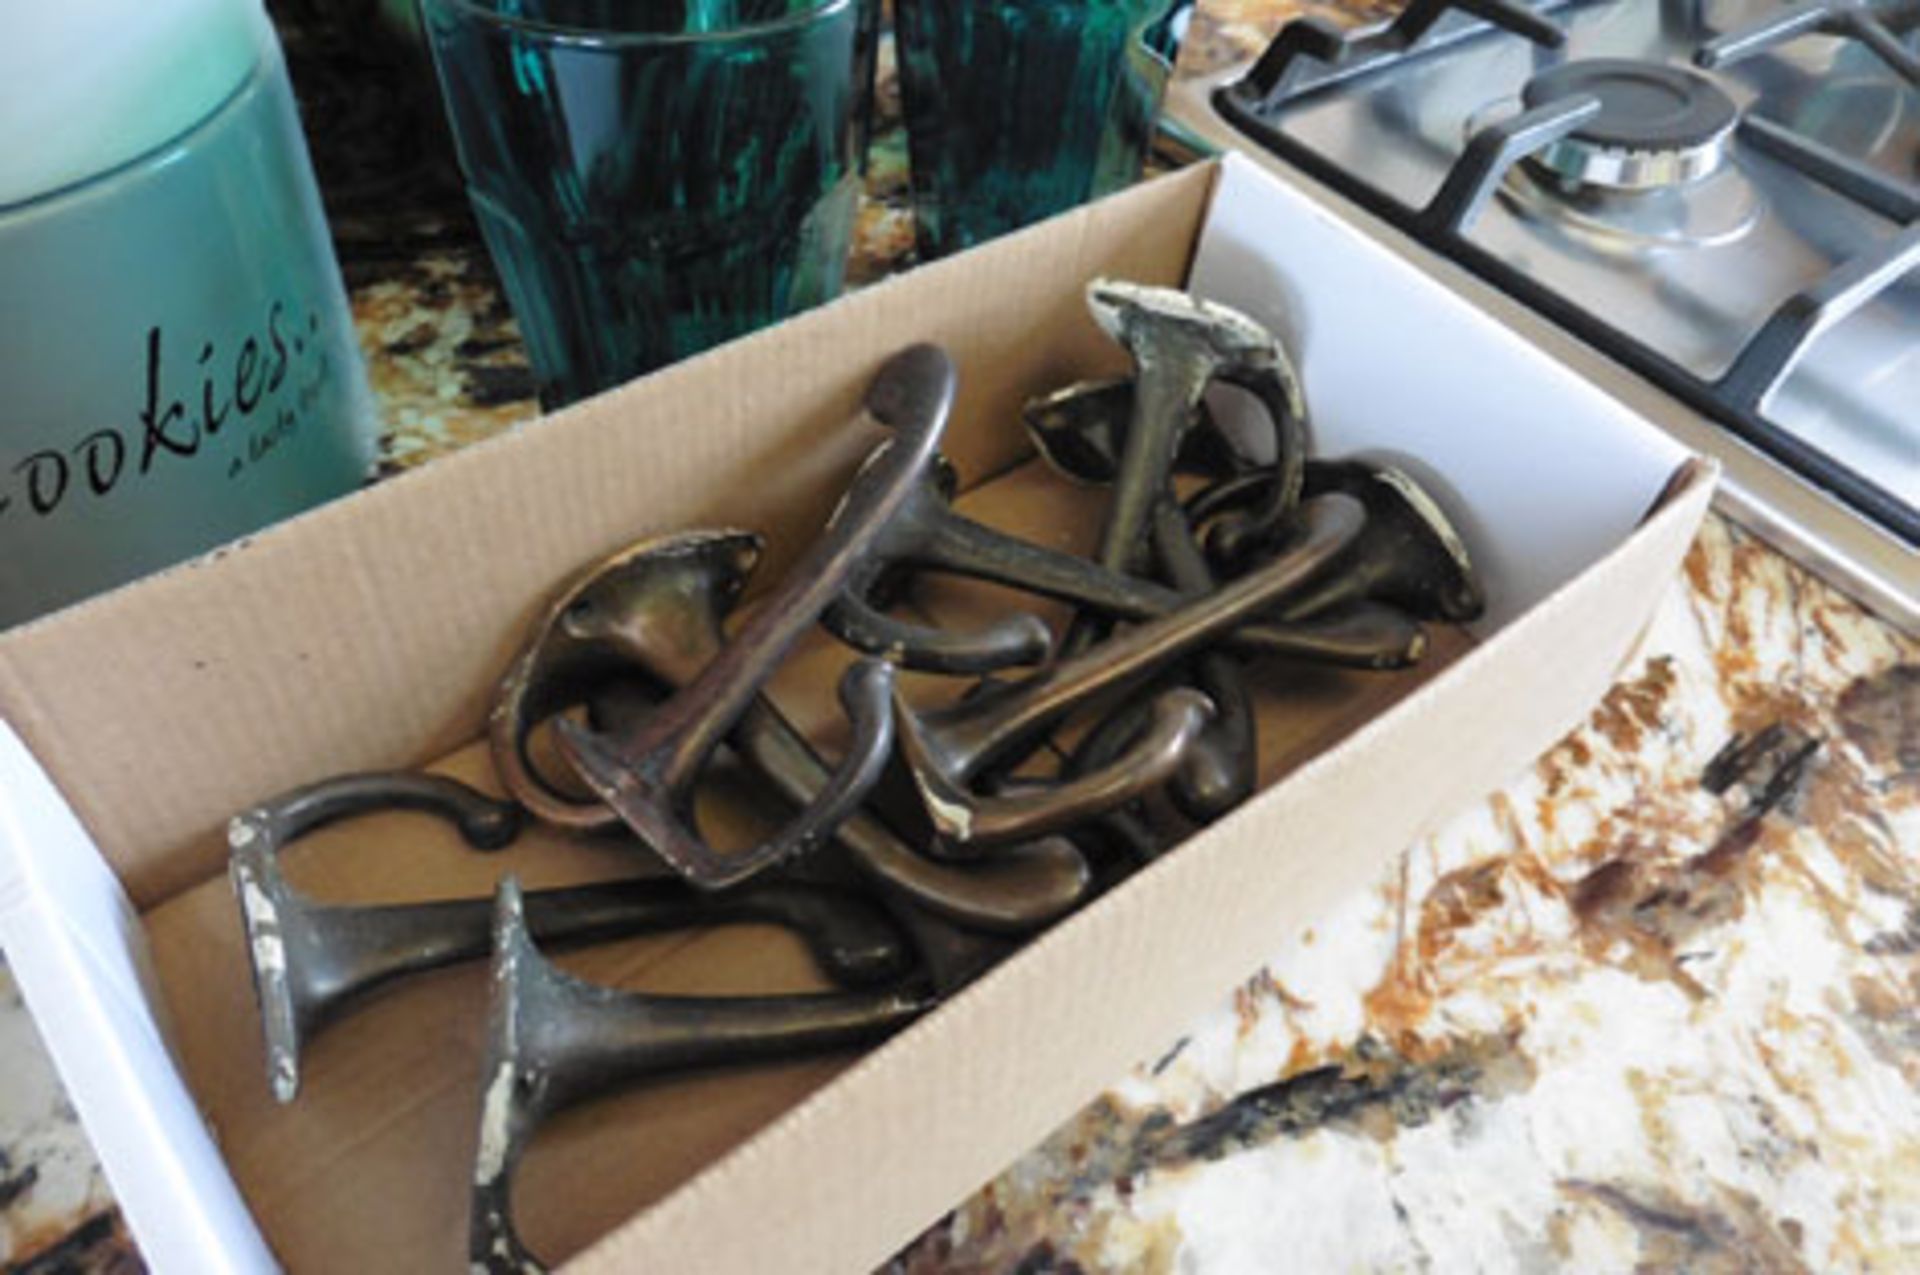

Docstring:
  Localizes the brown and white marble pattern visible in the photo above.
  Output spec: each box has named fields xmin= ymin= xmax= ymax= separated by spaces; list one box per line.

xmin=888 ymin=521 xmax=1920 ymax=1273
xmin=0 ymin=968 xmax=140 ymax=1272
xmin=6 ymin=3 xmax=1918 ymax=1272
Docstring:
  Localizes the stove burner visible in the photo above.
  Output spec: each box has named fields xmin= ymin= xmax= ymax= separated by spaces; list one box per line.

xmin=1500 ymin=160 xmax=1760 ymax=252
xmin=1521 ymin=59 xmax=1739 ymax=191
xmin=1461 ymin=95 xmax=1761 ymax=250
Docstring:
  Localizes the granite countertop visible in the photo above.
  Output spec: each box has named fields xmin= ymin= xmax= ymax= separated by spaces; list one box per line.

xmin=4 ymin=4 xmax=1916 ymax=1272
xmin=891 ymin=531 xmax=1920 ymax=1271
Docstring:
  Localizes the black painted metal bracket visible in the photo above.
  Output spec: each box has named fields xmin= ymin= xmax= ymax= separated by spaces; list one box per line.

xmin=1417 ymin=95 xmax=1601 ymax=236
xmin=1717 ymin=220 xmax=1920 ymax=412
xmin=1236 ymin=0 xmax=1567 ymax=109
xmin=1696 ymin=0 xmax=1920 ymax=89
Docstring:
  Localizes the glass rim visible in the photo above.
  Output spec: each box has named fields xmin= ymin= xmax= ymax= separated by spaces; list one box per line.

xmin=422 ymin=0 xmax=859 ymax=47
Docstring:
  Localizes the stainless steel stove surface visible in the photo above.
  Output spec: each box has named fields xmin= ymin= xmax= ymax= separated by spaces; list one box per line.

xmin=1167 ymin=0 xmax=1919 ymax=631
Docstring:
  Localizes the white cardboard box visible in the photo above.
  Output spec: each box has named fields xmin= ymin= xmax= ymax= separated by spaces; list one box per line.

xmin=0 ymin=156 xmax=1711 ymax=1273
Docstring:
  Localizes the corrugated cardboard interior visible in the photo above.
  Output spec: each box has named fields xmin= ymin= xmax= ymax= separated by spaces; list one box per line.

xmin=0 ymin=158 xmax=1715 ymax=1274
xmin=138 ymin=453 xmax=1481 ymax=1271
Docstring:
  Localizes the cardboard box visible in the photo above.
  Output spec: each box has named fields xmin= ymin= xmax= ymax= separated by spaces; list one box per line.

xmin=0 ymin=156 xmax=1713 ymax=1274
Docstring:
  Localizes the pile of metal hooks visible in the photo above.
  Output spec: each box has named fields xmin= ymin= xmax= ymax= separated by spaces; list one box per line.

xmin=226 ymin=279 xmax=1483 ymax=1272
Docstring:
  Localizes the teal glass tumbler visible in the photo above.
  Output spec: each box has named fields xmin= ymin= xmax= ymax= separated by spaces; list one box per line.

xmin=420 ymin=0 xmax=863 ymax=409
xmin=894 ymin=0 xmax=1177 ymax=260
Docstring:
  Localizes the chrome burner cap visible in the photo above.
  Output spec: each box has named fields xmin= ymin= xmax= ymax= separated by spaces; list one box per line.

xmin=1521 ymin=59 xmax=1739 ymax=192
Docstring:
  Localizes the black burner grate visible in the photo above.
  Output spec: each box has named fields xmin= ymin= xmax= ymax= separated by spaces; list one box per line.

xmin=1234 ymin=0 xmax=1573 ymax=107
xmin=1695 ymin=0 xmax=1920 ymax=89
xmin=1216 ymin=0 xmax=1920 ymax=546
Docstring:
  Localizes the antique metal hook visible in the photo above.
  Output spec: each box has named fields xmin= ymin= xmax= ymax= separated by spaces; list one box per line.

xmin=1069 ymin=501 xmax=1431 ymax=824
xmin=1082 ymin=281 xmax=1309 ymax=575
xmin=1189 ymin=460 xmax=1485 ymax=624
xmin=471 ymin=878 xmax=932 ymax=1273
xmin=552 ymin=345 xmax=960 ymax=890
xmin=1022 ymin=377 xmax=1246 ymax=488
xmin=494 ymin=528 xmax=1091 ymax=932
xmin=1019 ymin=380 xmax=1424 ymax=666
xmin=228 ymin=771 xmax=910 ymax=1103
xmin=558 ymin=659 xmax=896 ymax=891
xmin=1143 ymin=497 xmax=1259 ymax=821
xmin=228 ymin=772 xmax=515 ymax=1102
xmin=490 ymin=530 xmax=763 ymax=832
xmin=890 ymin=493 xmax=1367 ymax=848
xmin=815 ymin=450 xmax=1409 ymax=672
xmin=822 ymin=456 xmax=1057 ymax=675
xmin=897 ymin=689 xmax=1214 ymax=847
xmin=1065 ymin=613 xmax=1430 ymax=827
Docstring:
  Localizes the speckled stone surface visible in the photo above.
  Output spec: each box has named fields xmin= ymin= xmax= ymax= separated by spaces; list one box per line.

xmin=4 ymin=4 xmax=1916 ymax=1273
xmin=886 ymin=519 xmax=1920 ymax=1272
xmin=0 ymin=968 xmax=141 ymax=1272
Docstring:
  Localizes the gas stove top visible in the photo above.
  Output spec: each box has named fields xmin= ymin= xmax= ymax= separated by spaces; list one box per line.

xmin=1166 ymin=0 xmax=1919 ymax=631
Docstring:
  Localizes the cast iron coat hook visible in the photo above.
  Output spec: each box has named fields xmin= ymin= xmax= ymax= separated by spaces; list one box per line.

xmin=228 ymin=771 xmax=909 ymax=1103
xmin=229 ymin=772 xmax=513 ymax=1103
xmin=1140 ymin=496 xmax=1261 ymax=821
xmin=1018 ymin=381 xmax=1427 ymax=666
xmin=552 ymin=345 xmax=962 ymax=890
xmin=493 ymin=529 xmax=1092 ymax=932
xmin=1083 ymin=281 xmax=1309 ymax=575
xmin=822 ymin=455 xmax=1058 ymax=675
xmin=490 ymin=531 xmax=763 ymax=833
xmin=889 ymin=493 xmax=1367 ymax=848
xmin=471 ymin=878 xmax=931 ymax=1273
xmin=1188 ymin=460 xmax=1485 ymax=624
xmin=1023 ymin=376 xmax=1247 ymax=487
xmin=818 ymin=447 xmax=1414 ymax=671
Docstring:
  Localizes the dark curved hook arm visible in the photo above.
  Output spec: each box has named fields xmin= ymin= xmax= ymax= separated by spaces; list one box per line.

xmin=895 ymin=688 xmax=1215 ymax=849
xmin=1150 ymin=499 xmax=1261 ymax=822
xmin=241 ymin=770 xmax=523 ymax=850
xmin=552 ymin=346 xmax=956 ymax=889
xmin=824 ymin=554 xmax=1054 ymax=675
xmin=1023 ymin=378 xmax=1250 ymax=487
xmin=1197 ymin=365 xmax=1310 ymax=569
xmin=486 ymin=529 xmax=769 ymax=834
xmin=556 ymin=660 xmax=899 ymax=890
xmin=228 ymin=772 xmax=522 ymax=1102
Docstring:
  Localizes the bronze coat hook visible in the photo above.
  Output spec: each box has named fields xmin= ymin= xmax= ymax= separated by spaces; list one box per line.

xmin=822 ymin=456 xmax=1057 ymax=675
xmin=552 ymin=345 xmax=962 ymax=890
xmin=897 ymin=688 xmax=1214 ymax=848
xmin=1189 ymin=460 xmax=1485 ymax=624
xmin=1082 ymin=281 xmax=1309 ymax=576
xmin=228 ymin=771 xmax=909 ymax=1103
xmin=493 ymin=529 xmax=1092 ymax=933
xmin=489 ymin=531 xmax=763 ymax=833
xmin=1019 ymin=381 xmax=1426 ymax=668
xmin=1141 ymin=497 xmax=1259 ymax=821
xmin=471 ymin=878 xmax=931 ymax=1273
xmin=890 ymin=493 xmax=1367 ymax=848
xmin=1023 ymin=377 xmax=1246 ymax=488
xmin=814 ymin=451 xmax=1414 ymax=673
xmin=1067 ymin=506 xmax=1430 ymax=826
